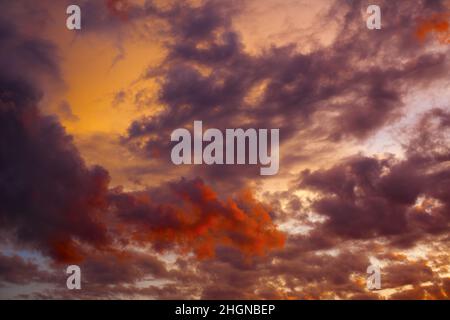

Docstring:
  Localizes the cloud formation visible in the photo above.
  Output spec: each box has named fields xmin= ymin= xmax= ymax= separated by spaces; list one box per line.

xmin=112 ymin=178 xmax=285 ymax=258
xmin=0 ymin=0 xmax=449 ymax=300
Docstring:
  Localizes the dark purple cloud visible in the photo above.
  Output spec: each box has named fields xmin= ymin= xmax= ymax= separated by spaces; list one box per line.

xmin=299 ymin=108 xmax=450 ymax=246
xmin=122 ymin=0 xmax=449 ymax=188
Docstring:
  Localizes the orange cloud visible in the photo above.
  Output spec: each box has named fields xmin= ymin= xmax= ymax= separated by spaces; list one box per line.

xmin=415 ymin=13 xmax=450 ymax=44
xmin=114 ymin=179 xmax=286 ymax=259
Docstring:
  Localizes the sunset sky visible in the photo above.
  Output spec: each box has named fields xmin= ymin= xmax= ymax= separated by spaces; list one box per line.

xmin=0 ymin=0 xmax=449 ymax=299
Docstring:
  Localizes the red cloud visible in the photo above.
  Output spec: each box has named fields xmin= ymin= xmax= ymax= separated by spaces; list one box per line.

xmin=112 ymin=178 xmax=286 ymax=259
xmin=416 ymin=13 xmax=450 ymax=44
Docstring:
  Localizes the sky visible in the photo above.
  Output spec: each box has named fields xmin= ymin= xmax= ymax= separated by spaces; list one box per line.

xmin=0 ymin=0 xmax=449 ymax=299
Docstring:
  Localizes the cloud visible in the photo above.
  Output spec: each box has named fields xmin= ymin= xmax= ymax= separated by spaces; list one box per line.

xmin=1 ymin=0 xmax=449 ymax=300
xmin=58 ymin=100 xmax=79 ymax=122
xmin=111 ymin=178 xmax=286 ymax=259
xmin=122 ymin=0 xmax=449 ymax=188
xmin=105 ymin=0 xmax=131 ymax=21
xmin=0 ymin=73 xmax=284 ymax=264
xmin=0 ymin=254 xmax=52 ymax=285
xmin=0 ymin=19 xmax=112 ymax=263
xmin=299 ymin=108 xmax=450 ymax=246
xmin=0 ymin=2 xmax=289 ymax=270
xmin=416 ymin=13 xmax=450 ymax=44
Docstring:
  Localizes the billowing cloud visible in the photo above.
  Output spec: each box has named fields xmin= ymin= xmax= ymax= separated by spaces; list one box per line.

xmin=123 ymin=0 xmax=449 ymax=187
xmin=0 ymin=5 xmax=284 ymax=268
xmin=0 ymin=18 xmax=112 ymax=263
xmin=299 ymin=108 xmax=450 ymax=246
xmin=0 ymin=0 xmax=449 ymax=300
xmin=112 ymin=178 xmax=285 ymax=258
